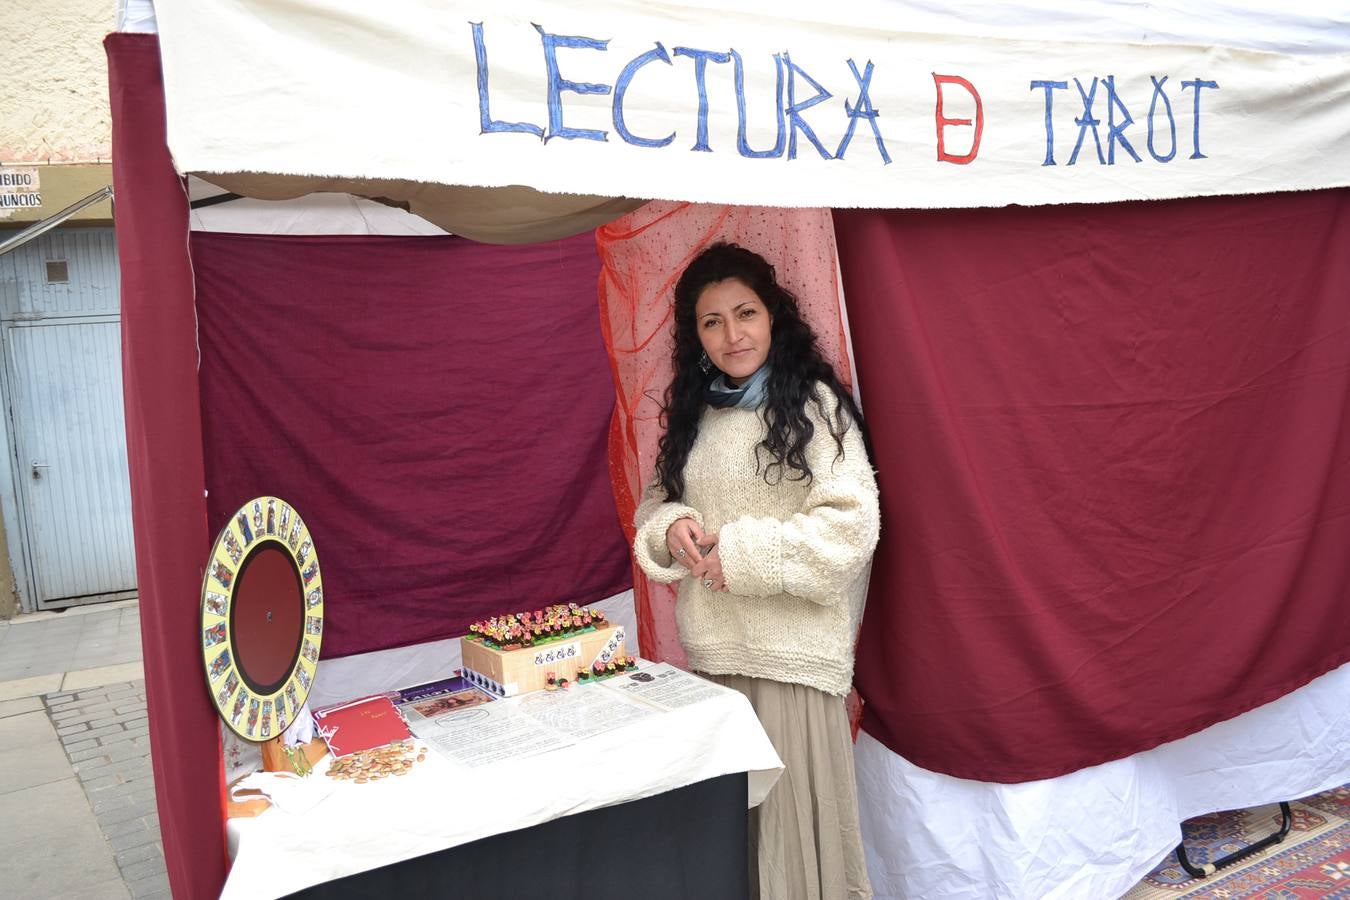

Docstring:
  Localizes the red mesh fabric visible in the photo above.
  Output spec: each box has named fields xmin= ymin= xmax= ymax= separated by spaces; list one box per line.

xmin=596 ymin=202 xmax=853 ymax=661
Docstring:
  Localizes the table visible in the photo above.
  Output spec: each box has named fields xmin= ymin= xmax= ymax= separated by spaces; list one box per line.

xmin=223 ymin=664 xmax=783 ymax=900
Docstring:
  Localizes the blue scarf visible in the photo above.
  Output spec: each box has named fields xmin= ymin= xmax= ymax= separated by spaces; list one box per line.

xmin=706 ymin=364 xmax=771 ymax=410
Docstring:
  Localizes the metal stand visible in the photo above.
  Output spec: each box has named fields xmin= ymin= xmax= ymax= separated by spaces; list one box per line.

xmin=1174 ymin=801 xmax=1293 ymax=878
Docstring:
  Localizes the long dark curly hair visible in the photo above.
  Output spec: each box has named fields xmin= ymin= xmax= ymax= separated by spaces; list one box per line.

xmin=653 ymin=242 xmax=867 ymax=501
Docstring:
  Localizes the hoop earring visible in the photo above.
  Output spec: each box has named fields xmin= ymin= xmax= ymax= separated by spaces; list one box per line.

xmin=698 ymin=351 xmax=712 ymax=375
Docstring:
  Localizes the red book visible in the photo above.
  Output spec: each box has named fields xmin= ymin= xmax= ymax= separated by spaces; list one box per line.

xmin=312 ymin=695 xmax=412 ymax=758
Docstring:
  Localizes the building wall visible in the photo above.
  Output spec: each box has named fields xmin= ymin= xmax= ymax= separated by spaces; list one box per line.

xmin=0 ymin=0 xmax=118 ymax=614
xmin=0 ymin=0 xmax=114 ymax=228
xmin=1 ymin=0 xmax=112 ymax=165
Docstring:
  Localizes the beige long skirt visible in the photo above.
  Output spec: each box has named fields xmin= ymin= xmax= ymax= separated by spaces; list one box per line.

xmin=705 ymin=673 xmax=873 ymax=900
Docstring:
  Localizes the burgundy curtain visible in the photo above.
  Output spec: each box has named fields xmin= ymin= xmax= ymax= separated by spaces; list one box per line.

xmin=191 ymin=232 xmax=630 ymax=657
xmin=839 ymin=191 xmax=1350 ymax=783
xmin=109 ymin=34 xmax=631 ymax=899
xmin=107 ymin=33 xmax=224 ymax=900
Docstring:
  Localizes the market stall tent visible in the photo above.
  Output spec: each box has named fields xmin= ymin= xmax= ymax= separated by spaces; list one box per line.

xmin=109 ymin=2 xmax=1350 ymax=898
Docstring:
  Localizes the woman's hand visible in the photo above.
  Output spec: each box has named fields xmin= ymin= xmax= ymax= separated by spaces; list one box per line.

xmin=666 ymin=518 xmax=707 ymax=570
xmin=691 ymin=533 xmax=726 ymax=592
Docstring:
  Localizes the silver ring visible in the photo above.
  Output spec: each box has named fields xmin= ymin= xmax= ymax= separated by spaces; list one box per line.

xmin=703 ymin=579 xmax=714 ymax=588
xmin=677 ymin=548 xmax=686 ymax=557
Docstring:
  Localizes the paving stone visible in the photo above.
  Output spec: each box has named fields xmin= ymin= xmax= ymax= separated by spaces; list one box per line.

xmin=91 ymin=793 xmax=135 ymax=815
xmin=98 ymin=779 xmax=152 ymax=802
xmin=71 ymin=699 xmax=121 ymax=716
xmin=121 ymin=857 xmax=166 ymax=882
xmin=61 ymin=696 xmax=121 ymax=714
xmin=103 ymin=816 xmax=152 ymax=839
xmin=82 ymin=773 xmax=132 ymax=792
xmin=71 ymin=745 xmax=115 ymax=763
xmin=50 ymin=706 xmax=90 ymax=722
xmin=127 ymin=874 xmax=169 ymax=899
xmin=15 ymin=650 xmax=165 ymax=899
xmin=0 ymin=778 xmax=124 ymax=896
xmin=87 ymin=715 xmax=128 ymax=729
xmin=99 ymin=799 xmax=158 ymax=828
xmin=94 ymin=780 xmax=156 ymax=805
xmin=0 ymin=673 xmax=63 ymax=702
xmin=114 ymin=841 xmax=163 ymax=867
xmin=99 ymin=728 xmax=148 ymax=747
xmin=109 ymin=827 xmax=158 ymax=853
xmin=63 ymin=665 xmax=145 ymax=692
xmin=93 ymin=740 xmax=150 ymax=763
xmin=52 ymin=878 xmax=132 ymax=900
xmin=0 ymin=710 xmax=60 ymax=753
xmin=114 ymin=726 xmax=149 ymax=743
xmin=0 ymin=696 xmax=44 ymax=719
xmin=76 ymin=755 xmax=152 ymax=781
xmin=75 ymin=724 xmax=130 ymax=742
xmin=0 ymin=739 xmax=74 ymax=793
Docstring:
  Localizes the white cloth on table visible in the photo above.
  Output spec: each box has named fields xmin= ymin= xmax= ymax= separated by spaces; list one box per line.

xmin=223 ymin=671 xmax=782 ymax=900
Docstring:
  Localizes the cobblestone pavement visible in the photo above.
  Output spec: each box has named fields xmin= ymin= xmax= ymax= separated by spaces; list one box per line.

xmin=43 ymin=680 xmax=168 ymax=899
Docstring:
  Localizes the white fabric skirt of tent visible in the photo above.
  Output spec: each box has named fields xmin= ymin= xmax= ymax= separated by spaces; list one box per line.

xmin=856 ymin=661 xmax=1350 ymax=900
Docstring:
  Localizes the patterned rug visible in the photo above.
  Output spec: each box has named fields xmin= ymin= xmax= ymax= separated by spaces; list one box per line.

xmin=1121 ymin=784 xmax=1350 ymax=899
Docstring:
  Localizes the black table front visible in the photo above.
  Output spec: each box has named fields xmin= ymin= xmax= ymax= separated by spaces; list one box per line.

xmin=289 ymin=772 xmax=748 ymax=900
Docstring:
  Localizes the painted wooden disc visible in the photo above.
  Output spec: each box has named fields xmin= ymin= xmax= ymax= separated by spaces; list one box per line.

xmin=199 ymin=496 xmax=324 ymax=742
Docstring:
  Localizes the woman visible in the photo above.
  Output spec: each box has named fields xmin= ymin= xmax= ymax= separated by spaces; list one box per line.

xmin=633 ymin=242 xmax=879 ymax=900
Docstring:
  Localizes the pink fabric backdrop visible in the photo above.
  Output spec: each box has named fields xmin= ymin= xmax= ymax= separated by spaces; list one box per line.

xmin=595 ymin=203 xmax=853 ymax=663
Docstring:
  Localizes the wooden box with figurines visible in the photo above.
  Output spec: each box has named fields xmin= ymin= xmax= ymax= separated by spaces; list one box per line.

xmin=460 ymin=603 xmax=631 ymax=696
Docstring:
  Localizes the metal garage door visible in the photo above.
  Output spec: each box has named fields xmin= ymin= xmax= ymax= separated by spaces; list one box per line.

xmin=0 ymin=227 xmax=136 ymax=610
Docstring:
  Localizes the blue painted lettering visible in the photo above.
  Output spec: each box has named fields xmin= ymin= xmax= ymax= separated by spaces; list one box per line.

xmin=536 ymin=26 xmax=612 ymax=143
xmin=784 ymin=52 xmax=833 ymax=160
xmin=1068 ymin=77 xmax=1104 ymax=166
xmin=613 ymin=43 xmax=676 ymax=148
xmin=1146 ymin=75 xmax=1177 ymax=162
xmin=471 ymin=22 xmax=543 ymax=138
xmin=836 ymin=59 xmax=890 ymax=164
xmin=1030 ymin=80 xmax=1068 ymax=166
xmin=674 ymin=47 xmax=732 ymax=152
xmin=1104 ymin=75 xmax=1141 ymax=164
xmin=1181 ymin=78 xmax=1220 ymax=159
xmin=730 ymin=50 xmax=786 ymax=159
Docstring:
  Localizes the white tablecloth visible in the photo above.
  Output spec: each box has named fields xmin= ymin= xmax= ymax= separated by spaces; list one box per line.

xmin=223 ymin=669 xmax=782 ymax=900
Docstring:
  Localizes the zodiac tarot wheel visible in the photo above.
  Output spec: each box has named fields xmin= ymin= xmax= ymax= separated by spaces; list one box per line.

xmin=200 ymin=496 xmax=324 ymax=742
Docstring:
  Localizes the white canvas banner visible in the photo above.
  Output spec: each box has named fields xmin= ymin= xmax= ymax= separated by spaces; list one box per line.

xmin=153 ymin=0 xmax=1350 ymax=209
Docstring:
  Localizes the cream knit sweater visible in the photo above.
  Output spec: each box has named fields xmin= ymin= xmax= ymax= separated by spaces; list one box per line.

xmin=634 ymin=387 xmax=880 ymax=696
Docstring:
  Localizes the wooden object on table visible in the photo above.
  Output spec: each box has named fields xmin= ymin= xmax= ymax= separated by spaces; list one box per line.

xmin=226 ymin=791 xmax=272 ymax=819
xmin=461 ymin=623 xmax=626 ymax=697
xmin=228 ymin=737 xmax=330 ymax=819
xmin=261 ymin=735 xmax=329 ymax=774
